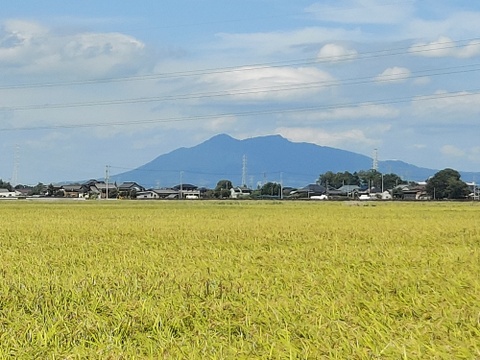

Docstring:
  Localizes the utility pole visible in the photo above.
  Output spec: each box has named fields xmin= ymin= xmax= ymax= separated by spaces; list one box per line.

xmin=242 ymin=155 xmax=247 ymax=187
xmin=180 ymin=171 xmax=183 ymax=199
xmin=105 ymin=165 xmax=110 ymax=199
xmin=280 ymin=172 xmax=283 ymax=200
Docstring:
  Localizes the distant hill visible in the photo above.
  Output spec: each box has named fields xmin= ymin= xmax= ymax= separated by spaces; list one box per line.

xmin=110 ymin=134 xmax=479 ymax=188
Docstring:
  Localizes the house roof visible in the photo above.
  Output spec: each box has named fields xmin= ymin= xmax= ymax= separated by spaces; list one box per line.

xmin=117 ymin=182 xmax=145 ymax=190
xmin=62 ymin=184 xmax=85 ymax=192
xmin=337 ymin=185 xmax=360 ymax=192
xmin=172 ymin=183 xmax=198 ymax=191
xmin=95 ymin=182 xmax=117 ymax=190
xmin=299 ymin=184 xmax=326 ymax=193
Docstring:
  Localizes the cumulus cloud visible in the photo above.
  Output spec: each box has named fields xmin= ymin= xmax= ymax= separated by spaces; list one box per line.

xmin=375 ymin=66 xmax=411 ymax=84
xmin=275 ymin=126 xmax=377 ymax=148
xmin=317 ymin=43 xmax=358 ymax=62
xmin=469 ymin=147 xmax=480 ymax=164
xmin=215 ymin=27 xmax=362 ymax=56
xmin=409 ymin=36 xmax=480 ymax=58
xmin=287 ymin=103 xmax=399 ymax=122
xmin=441 ymin=145 xmax=465 ymax=157
xmin=412 ymin=91 xmax=480 ymax=117
xmin=199 ymin=66 xmax=336 ymax=101
xmin=0 ymin=20 xmax=149 ymax=78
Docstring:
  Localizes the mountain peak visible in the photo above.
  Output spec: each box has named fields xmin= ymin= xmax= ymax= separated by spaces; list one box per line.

xmin=110 ymin=133 xmax=479 ymax=188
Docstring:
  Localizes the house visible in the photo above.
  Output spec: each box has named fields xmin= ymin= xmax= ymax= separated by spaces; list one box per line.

xmin=117 ymin=182 xmax=145 ymax=198
xmin=59 ymin=184 xmax=90 ymax=198
xmin=467 ymin=182 xmax=480 ymax=200
xmin=289 ymin=184 xmax=326 ymax=198
xmin=337 ymin=185 xmax=360 ymax=197
xmin=172 ymin=183 xmax=201 ymax=199
xmin=230 ymin=186 xmax=252 ymax=199
xmin=0 ymin=188 xmax=21 ymax=198
xmin=91 ymin=182 xmax=117 ymax=198
xmin=136 ymin=190 xmax=161 ymax=200
xmin=396 ymin=184 xmax=427 ymax=200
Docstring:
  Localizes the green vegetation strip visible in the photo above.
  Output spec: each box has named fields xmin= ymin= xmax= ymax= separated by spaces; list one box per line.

xmin=0 ymin=201 xmax=479 ymax=358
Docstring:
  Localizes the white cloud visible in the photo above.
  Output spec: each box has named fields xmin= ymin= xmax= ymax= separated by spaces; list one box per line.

xmin=412 ymin=144 xmax=427 ymax=150
xmin=25 ymin=131 xmax=71 ymax=150
xmin=199 ymin=66 xmax=336 ymax=101
xmin=441 ymin=145 xmax=465 ymax=157
xmin=412 ymin=77 xmax=431 ymax=86
xmin=287 ymin=103 xmax=399 ymax=122
xmin=0 ymin=20 xmax=149 ymax=78
xmin=276 ymin=126 xmax=377 ymax=148
xmin=205 ymin=116 xmax=238 ymax=132
xmin=375 ymin=67 xmax=411 ymax=84
xmin=412 ymin=91 xmax=480 ymax=117
xmin=469 ymin=147 xmax=480 ymax=164
xmin=215 ymin=27 xmax=362 ymax=56
xmin=405 ymin=11 xmax=480 ymax=41
xmin=409 ymin=36 xmax=480 ymax=58
xmin=317 ymin=43 xmax=358 ymax=62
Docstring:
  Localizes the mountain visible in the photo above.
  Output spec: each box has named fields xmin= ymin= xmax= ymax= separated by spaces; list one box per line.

xmin=109 ymin=134 xmax=479 ymax=188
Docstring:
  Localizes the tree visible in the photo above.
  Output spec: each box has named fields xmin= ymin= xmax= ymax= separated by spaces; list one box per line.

xmin=47 ymin=183 xmax=56 ymax=197
xmin=356 ymin=170 xmax=382 ymax=190
xmin=318 ymin=171 xmax=359 ymax=188
xmin=382 ymin=173 xmax=406 ymax=190
xmin=28 ymin=182 xmax=46 ymax=196
xmin=426 ymin=168 xmax=469 ymax=199
xmin=0 ymin=179 xmax=13 ymax=192
xmin=214 ymin=179 xmax=233 ymax=198
xmin=260 ymin=182 xmax=282 ymax=197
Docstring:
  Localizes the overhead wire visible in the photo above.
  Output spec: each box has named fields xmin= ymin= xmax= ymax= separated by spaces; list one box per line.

xmin=1 ymin=35 xmax=479 ymax=90
xmin=5 ymin=63 xmax=480 ymax=112
xmin=1 ymin=19 xmax=480 ymax=132
xmin=2 ymin=89 xmax=479 ymax=132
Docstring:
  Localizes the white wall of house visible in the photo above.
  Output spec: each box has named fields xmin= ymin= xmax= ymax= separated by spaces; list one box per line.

xmin=136 ymin=191 xmax=160 ymax=199
xmin=0 ymin=191 xmax=21 ymax=198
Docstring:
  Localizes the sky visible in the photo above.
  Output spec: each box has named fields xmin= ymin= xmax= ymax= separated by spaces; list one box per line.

xmin=1 ymin=0 xmax=480 ymax=186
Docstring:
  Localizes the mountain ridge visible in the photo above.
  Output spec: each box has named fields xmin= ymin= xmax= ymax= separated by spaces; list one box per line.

xmin=109 ymin=134 xmax=479 ymax=188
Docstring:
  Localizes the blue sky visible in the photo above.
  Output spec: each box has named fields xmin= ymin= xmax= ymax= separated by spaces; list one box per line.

xmin=1 ymin=1 xmax=480 ymax=186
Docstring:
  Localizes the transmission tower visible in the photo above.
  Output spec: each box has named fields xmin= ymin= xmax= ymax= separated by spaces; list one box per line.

xmin=242 ymin=155 xmax=247 ymax=187
xmin=372 ymin=148 xmax=379 ymax=171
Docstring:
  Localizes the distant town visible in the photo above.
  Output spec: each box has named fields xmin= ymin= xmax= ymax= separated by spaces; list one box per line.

xmin=1 ymin=168 xmax=479 ymax=201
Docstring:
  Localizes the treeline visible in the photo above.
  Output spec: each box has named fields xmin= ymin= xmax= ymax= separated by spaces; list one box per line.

xmin=0 ymin=180 xmax=47 ymax=196
xmin=317 ymin=169 xmax=406 ymax=190
xmin=316 ymin=168 xmax=471 ymax=199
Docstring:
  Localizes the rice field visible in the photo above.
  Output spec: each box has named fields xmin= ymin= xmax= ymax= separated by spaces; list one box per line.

xmin=0 ymin=200 xmax=479 ymax=359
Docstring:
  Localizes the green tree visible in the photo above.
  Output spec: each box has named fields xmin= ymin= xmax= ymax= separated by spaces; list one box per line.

xmin=260 ymin=182 xmax=282 ymax=197
xmin=47 ymin=183 xmax=56 ymax=197
xmin=0 ymin=179 xmax=13 ymax=192
xmin=356 ymin=170 xmax=382 ymax=190
xmin=318 ymin=171 xmax=359 ymax=188
xmin=215 ymin=179 xmax=233 ymax=191
xmin=214 ymin=179 xmax=233 ymax=198
xmin=382 ymin=173 xmax=406 ymax=190
xmin=28 ymin=182 xmax=46 ymax=196
xmin=318 ymin=171 xmax=336 ymax=187
xmin=426 ymin=168 xmax=469 ymax=199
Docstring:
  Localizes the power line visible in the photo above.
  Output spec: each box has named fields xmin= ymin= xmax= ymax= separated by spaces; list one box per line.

xmin=2 ymin=89 xmax=479 ymax=132
xmin=1 ymin=36 xmax=479 ymax=91
xmin=5 ymin=63 xmax=480 ymax=112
